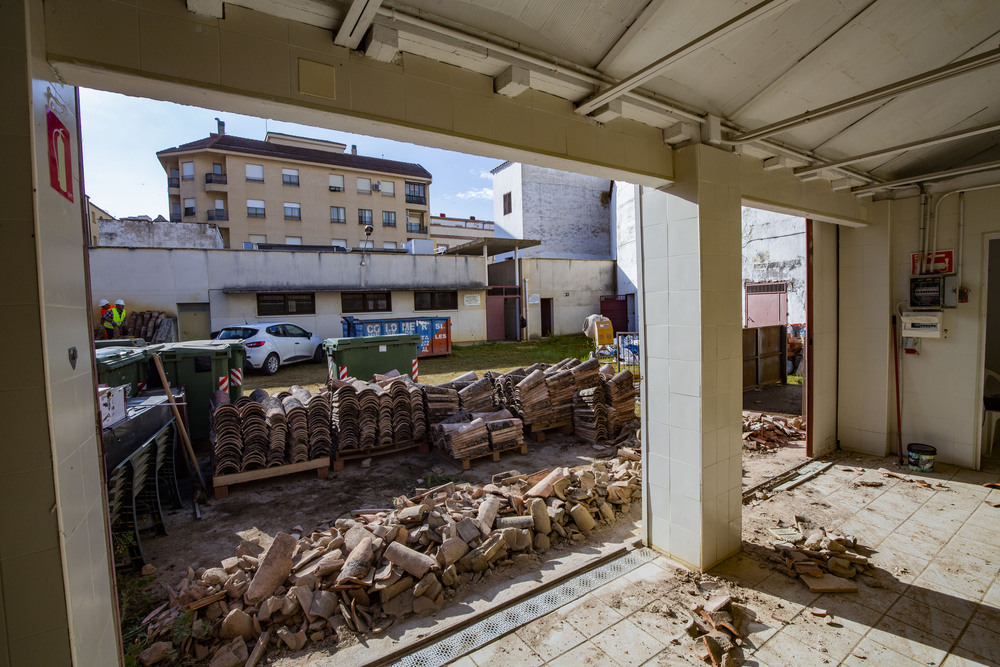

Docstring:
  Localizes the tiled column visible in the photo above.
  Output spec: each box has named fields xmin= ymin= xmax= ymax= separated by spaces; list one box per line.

xmin=641 ymin=144 xmax=743 ymax=570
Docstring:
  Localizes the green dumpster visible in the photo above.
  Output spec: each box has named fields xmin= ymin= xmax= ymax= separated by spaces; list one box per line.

xmin=324 ymin=334 xmax=421 ymax=383
xmin=150 ymin=342 xmax=231 ymax=439
xmin=95 ymin=346 xmax=149 ymax=398
xmin=95 ymin=337 xmax=148 ymax=349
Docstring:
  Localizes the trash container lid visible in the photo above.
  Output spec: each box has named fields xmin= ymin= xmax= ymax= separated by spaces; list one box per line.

xmin=95 ymin=347 xmax=149 ymax=368
xmin=324 ymin=334 xmax=421 ymax=350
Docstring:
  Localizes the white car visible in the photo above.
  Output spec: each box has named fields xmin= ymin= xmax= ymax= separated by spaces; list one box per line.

xmin=216 ymin=322 xmax=324 ymax=375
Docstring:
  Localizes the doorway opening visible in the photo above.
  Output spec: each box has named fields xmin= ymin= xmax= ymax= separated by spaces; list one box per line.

xmin=740 ymin=207 xmax=811 ymax=491
xmin=981 ymin=237 xmax=1000 ymax=472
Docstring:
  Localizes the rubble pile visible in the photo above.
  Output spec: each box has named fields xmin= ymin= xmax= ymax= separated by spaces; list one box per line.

xmin=141 ymin=447 xmax=642 ymax=666
xmin=684 ymin=594 xmax=755 ymax=667
xmin=742 ymin=413 xmax=806 ymax=451
xmin=767 ymin=516 xmax=870 ymax=593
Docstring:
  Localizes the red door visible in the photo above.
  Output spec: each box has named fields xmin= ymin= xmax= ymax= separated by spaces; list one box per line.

xmin=600 ymin=295 xmax=628 ymax=333
xmin=487 ymin=296 xmax=506 ymax=341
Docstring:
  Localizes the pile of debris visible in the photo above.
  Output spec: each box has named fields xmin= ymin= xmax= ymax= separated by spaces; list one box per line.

xmin=686 ymin=594 xmax=754 ymax=667
xmin=124 ymin=310 xmax=177 ymax=343
xmin=767 ymin=516 xmax=871 ymax=593
xmin=742 ymin=412 xmax=806 ymax=451
xmin=139 ymin=445 xmax=642 ymax=666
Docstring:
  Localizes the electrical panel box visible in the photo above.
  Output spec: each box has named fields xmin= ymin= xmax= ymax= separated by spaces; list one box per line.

xmin=901 ymin=311 xmax=943 ymax=338
xmin=909 ymin=274 xmax=957 ymax=309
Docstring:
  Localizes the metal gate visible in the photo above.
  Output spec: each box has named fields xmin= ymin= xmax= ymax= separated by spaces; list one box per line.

xmin=487 ymin=286 xmax=520 ymax=341
xmin=743 ymin=325 xmax=787 ymax=388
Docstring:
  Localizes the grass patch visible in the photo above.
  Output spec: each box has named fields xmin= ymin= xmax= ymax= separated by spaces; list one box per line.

xmin=417 ymin=334 xmax=594 ymax=385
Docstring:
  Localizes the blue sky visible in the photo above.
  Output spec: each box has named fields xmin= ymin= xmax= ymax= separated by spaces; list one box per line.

xmin=78 ymin=88 xmax=500 ymax=221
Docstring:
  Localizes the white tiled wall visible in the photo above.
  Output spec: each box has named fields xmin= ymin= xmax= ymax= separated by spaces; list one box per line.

xmin=640 ymin=145 xmax=743 ymax=570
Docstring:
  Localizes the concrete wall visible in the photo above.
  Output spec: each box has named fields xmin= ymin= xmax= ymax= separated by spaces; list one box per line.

xmin=89 ymin=248 xmax=487 ymax=342
xmin=490 ymin=258 xmax=615 ymax=338
xmin=98 ymin=219 xmax=224 ymax=248
xmin=613 ymin=182 xmax=640 ymax=329
xmin=741 ymin=207 xmax=806 ymax=325
xmin=492 ymin=163 xmax=523 ymax=240
xmin=494 ymin=163 xmax=613 ymax=259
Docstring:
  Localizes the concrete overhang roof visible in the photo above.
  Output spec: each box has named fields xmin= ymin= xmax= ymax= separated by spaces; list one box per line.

xmin=441 ymin=238 xmax=542 ymax=257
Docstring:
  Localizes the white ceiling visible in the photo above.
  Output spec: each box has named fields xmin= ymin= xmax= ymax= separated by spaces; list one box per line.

xmin=221 ymin=0 xmax=1000 ymax=196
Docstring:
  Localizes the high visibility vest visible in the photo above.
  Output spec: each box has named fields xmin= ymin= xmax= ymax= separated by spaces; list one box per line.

xmin=112 ymin=308 xmax=127 ymax=327
xmin=101 ymin=307 xmax=114 ymax=330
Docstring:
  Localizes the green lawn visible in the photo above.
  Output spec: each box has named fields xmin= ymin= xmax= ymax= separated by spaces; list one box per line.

xmin=417 ymin=334 xmax=596 ymax=385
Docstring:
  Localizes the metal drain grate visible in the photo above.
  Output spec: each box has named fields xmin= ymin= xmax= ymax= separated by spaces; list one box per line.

xmin=393 ymin=547 xmax=657 ymax=667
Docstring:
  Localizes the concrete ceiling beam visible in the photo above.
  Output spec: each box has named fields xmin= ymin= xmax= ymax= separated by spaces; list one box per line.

xmin=335 ymin=0 xmax=384 ymax=49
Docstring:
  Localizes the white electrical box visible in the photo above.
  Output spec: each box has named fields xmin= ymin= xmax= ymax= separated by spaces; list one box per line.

xmin=901 ymin=311 xmax=943 ymax=338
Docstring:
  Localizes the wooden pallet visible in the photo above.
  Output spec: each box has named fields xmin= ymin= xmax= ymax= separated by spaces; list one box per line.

xmin=333 ymin=439 xmax=430 ymax=471
xmin=441 ymin=441 xmax=529 ymax=470
xmin=213 ymin=457 xmax=330 ymax=499
xmin=524 ymin=418 xmax=574 ymax=442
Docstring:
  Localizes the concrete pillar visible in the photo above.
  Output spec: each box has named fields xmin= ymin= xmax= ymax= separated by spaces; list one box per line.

xmin=640 ymin=144 xmax=744 ymax=570
xmin=1 ymin=1 xmax=119 ymax=664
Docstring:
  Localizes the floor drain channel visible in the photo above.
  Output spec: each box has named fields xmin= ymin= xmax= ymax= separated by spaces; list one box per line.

xmin=393 ymin=547 xmax=657 ymax=667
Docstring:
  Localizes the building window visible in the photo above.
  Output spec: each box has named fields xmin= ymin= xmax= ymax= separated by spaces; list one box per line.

xmin=282 ymin=168 xmax=299 ymax=186
xmin=358 ymin=208 xmax=373 ymax=225
xmin=331 ymin=239 xmax=347 ymax=249
xmin=415 ymin=291 xmax=458 ymax=311
xmin=357 ymin=177 xmax=372 ymax=194
xmin=183 ymin=198 xmax=196 ymax=216
xmin=383 ymin=242 xmax=397 ymax=249
xmin=284 ymin=202 xmax=301 ymax=220
xmin=246 ymin=163 xmax=264 ymax=182
xmin=342 ymin=291 xmax=391 ymax=313
xmin=359 ymin=240 xmax=374 ymax=249
xmin=405 ymin=181 xmax=426 ymax=204
xmin=330 ymin=206 xmax=346 ymax=223
xmin=257 ymin=292 xmax=315 ymax=316
xmin=181 ymin=161 xmax=194 ymax=180
xmin=213 ymin=163 xmax=223 ymax=175
xmin=248 ymin=234 xmax=267 ymax=244
xmin=406 ymin=211 xmax=426 ymax=234
xmin=381 ymin=181 xmax=395 ymax=196
xmin=329 ymin=174 xmax=344 ymax=192
xmin=382 ymin=211 xmax=396 ymax=227
xmin=247 ymin=199 xmax=266 ymax=218
xmin=170 ymin=202 xmax=181 ymax=222
xmin=503 ymin=192 xmax=512 ymax=215
xmin=285 ymin=236 xmax=302 ymax=245
xmin=168 ymin=167 xmax=179 ymax=188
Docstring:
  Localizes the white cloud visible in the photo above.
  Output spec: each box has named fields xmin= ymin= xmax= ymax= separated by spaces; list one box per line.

xmin=454 ymin=187 xmax=493 ymax=200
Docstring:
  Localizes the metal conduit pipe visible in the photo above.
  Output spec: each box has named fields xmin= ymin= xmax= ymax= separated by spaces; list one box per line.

xmin=918 ymin=187 xmax=928 ymax=274
xmin=930 ymin=183 xmax=1000 ymax=286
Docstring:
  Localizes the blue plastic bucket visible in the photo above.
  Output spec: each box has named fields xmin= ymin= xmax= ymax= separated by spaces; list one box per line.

xmin=907 ymin=443 xmax=936 ymax=473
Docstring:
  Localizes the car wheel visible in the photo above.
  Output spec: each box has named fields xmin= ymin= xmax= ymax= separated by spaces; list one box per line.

xmin=262 ymin=353 xmax=280 ymax=376
xmin=312 ymin=345 xmax=324 ymax=363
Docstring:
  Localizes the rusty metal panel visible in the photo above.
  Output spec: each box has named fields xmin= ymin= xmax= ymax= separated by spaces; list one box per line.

xmin=743 ymin=324 xmax=787 ymax=389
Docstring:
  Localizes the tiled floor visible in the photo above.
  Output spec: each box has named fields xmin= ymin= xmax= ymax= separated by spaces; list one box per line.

xmin=451 ymin=455 xmax=1000 ymax=666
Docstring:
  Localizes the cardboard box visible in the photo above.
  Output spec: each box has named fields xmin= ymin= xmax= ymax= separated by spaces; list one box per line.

xmin=98 ymin=385 xmax=127 ymax=428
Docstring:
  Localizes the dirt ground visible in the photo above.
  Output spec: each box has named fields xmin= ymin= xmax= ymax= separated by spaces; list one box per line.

xmin=743 ymin=383 xmax=803 ymax=415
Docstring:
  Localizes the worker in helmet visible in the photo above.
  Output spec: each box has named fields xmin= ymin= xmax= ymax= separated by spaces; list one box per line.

xmin=111 ymin=299 xmax=128 ymax=338
xmin=99 ymin=299 xmax=114 ymax=339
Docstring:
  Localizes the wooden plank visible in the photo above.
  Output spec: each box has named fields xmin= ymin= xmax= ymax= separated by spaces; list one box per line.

xmin=213 ymin=457 xmax=331 ymax=487
xmin=772 ymin=462 xmax=834 ymax=492
xmin=333 ymin=440 xmax=428 ymax=471
xmin=183 ymin=590 xmax=226 ymax=611
xmin=451 ymin=442 xmax=529 ymax=470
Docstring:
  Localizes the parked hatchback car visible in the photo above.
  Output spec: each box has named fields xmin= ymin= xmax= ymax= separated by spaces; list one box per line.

xmin=215 ymin=322 xmax=324 ymax=375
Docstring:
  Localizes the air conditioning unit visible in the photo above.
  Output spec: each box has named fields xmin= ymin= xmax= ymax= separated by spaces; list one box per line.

xmin=372 ymin=183 xmax=381 ymax=191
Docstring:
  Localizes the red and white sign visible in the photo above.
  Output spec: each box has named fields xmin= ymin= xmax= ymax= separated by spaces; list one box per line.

xmin=218 ymin=376 xmax=229 ymax=392
xmin=411 ymin=358 xmax=419 ymax=382
xmin=339 ymin=366 xmax=348 ymax=380
xmin=327 ymin=357 xmax=335 ymax=380
xmin=911 ymin=249 xmax=954 ymax=275
xmin=46 ymin=108 xmax=74 ymax=202
xmin=230 ymin=368 xmax=243 ymax=387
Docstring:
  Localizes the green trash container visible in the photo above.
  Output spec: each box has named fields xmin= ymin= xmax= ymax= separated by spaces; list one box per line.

xmin=324 ymin=334 xmax=421 ymax=383
xmin=95 ymin=338 xmax=148 ymax=349
xmin=151 ymin=342 xmax=231 ymax=439
xmin=95 ymin=346 xmax=149 ymax=398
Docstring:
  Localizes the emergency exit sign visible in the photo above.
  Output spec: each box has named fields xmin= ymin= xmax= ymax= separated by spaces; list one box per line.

xmin=911 ymin=249 xmax=954 ymax=275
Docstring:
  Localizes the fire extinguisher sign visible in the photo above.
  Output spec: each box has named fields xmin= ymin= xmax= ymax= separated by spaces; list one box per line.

xmin=46 ymin=108 xmax=73 ymax=202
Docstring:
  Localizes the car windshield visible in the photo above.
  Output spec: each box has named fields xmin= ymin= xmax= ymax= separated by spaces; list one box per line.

xmin=218 ymin=327 xmax=258 ymax=340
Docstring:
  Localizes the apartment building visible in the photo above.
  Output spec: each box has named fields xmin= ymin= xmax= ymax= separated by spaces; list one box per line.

xmin=156 ymin=126 xmax=432 ymax=249
xmin=428 ymin=213 xmax=494 ymax=252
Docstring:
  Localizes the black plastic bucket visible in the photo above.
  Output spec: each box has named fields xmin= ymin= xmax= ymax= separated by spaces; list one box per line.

xmin=907 ymin=443 xmax=936 ymax=473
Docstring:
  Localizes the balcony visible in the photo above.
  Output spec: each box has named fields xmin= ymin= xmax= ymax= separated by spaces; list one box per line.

xmin=205 ymin=172 xmax=228 ymax=192
xmin=406 ymin=223 xmax=428 ymax=234
xmin=207 ymin=208 xmax=228 ymax=221
xmin=405 ymin=194 xmax=427 ymax=205
xmin=169 ymin=215 xmax=181 ymax=223
xmin=167 ymin=177 xmax=179 ymax=189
